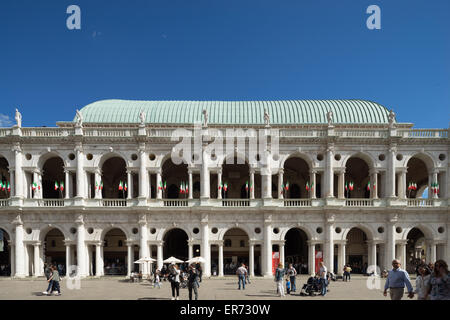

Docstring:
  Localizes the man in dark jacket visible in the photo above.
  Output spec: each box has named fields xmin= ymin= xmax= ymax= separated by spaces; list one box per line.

xmin=187 ymin=264 xmax=200 ymax=300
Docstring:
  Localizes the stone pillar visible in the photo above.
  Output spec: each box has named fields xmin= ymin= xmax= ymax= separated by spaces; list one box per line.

xmin=94 ymin=170 xmax=101 ymax=199
xmin=188 ymin=169 xmax=193 ymax=200
xmin=429 ymin=240 xmax=437 ymax=263
xmin=13 ymin=145 xmax=24 ymax=198
xmin=13 ymin=216 xmax=25 ymax=278
xmin=126 ymin=242 xmax=133 ymax=277
xmin=157 ymin=242 xmax=163 ymax=270
xmin=188 ymin=241 xmax=194 ymax=260
xmin=397 ymin=241 xmax=407 ymax=268
xmin=139 ymin=220 xmax=149 ymax=276
xmin=278 ymin=169 xmax=284 ymax=199
xmin=386 ymin=218 xmax=396 ymax=270
xmin=200 ymin=146 xmax=210 ymax=199
xmin=156 ymin=170 xmax=162 ymax=199
xmin=218 ymin=241 xmax=224 ymax=277
xmin=65 ymin=242 xmax=71 ymax=277
xmin=33 ymin=243 xmax=40 ymax=277
xmin=9 ymin=242 xmax=15 ymax=277
xmin=9 ymin=169 xmax=15 ymax=197
xmin=324 ymin=145 xmax=334 ymax=198
xmin=280 ymin=241 xmax=285 ymax=267
xmin=387 ymin=146 xmax=396 ymax=198
xmin=249 ymin=241 xmax=255 ymax=277
xmin=64 ymin=169 xmax=70 ymax=199
xmin=263 ymin=221 xmax=272 ymax=277
xmin=95 ymin=243 xmax=102 ymax=277
xmin=310 ymin=170 xmax=317 ymax=199
xmin=250 ymin=168 xmax=255 ymax=200
xmin=139 ymin=149 xmax=147 ymax=198
xmin=75 ymin=146 xmax=85 ymax=198
xmin=127 ymin=170 xmax=133 ymax=200
xmin=324 ymin=218 xmax=334 ymax=273
xmin=76 ymin=217 xmax=86 ymax=277
xmin=398 ymin=169 xmax=407 ymax=199
xmin=201 ymin=221 xmax=211 ymax=277
xmin=308 ymin=241 xmax=316 ymax=276
xmin=337 ymin=242 xmax=346 ymax=276
xmin=338 ymin=170 xmax=345 ymax=199
xmin=370 ymin=169 xmax=378 ymax=199
xmin=368 ymin=241 xmax=378 ymax=274
xmin=32 ymin=171 xmax=39 ymax=199
xmin=217 ymin=169 xmax=222 ymax=199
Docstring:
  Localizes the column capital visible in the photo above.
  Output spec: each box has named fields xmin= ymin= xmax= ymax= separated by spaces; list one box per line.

xmin=369 ymin=168 xmax=379 ymax=175
xmin=310 ymin=169 xmax=318 ymax=175
xmin=33 ymin=241 xmax=42 ymax=246
xmin=249 ymin=167 xmax=256 ymax=175
xmin=278 ymin=168 xmax=284 ymax=175
xmin=11 ymin=214 xmax=23 ymax=226
xmin=307 ymin=240 xmax=320 ymax=245
xmin=334 ymin=240 xmax=347 ymax=245
xmin=395 ymin=240 xmax=408 ymax=246
xmin=75 ymin=214 xmax=84 ymax=225
xmin=63 ymin=240 xmax=75 ymax=246
xmin=125 ymin=240 xmax=135 ymax=247
xmin=397 ymin=168 xmax=407 ymax=174
xmin=272 ymin=240 xmax=286 ymax=246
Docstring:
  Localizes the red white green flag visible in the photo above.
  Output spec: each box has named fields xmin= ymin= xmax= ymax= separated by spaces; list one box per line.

xmin=158 ymin=181 xmax=162 ymax=190
xmin=284 ymin=182 xmax=289 ymax=191
xmin=54 ymin=181 xmax=59 ymax=191
xmin=118 ymin=181 xmax=123 ymax=191
xmin=280 ymin=183 xmax=284 ymax=195
xmin=164 ymin=181 xmax=167 ymax=191
xmin=223 ymin=183 xmax=228 ymax=192
xmin=7 ymin=182 xmax=10 ymax=192
xmin=245 ymin=181 xmax=249 ymax=192
xmin=218 ymin=182 xmax=222 ymax=190
xmin=367 ymin=181 xmax=371 ymax=191
xmin=349 ymin=182 xmax=354 ymax=191
xmin=185 ymin=181 xmax=189 ymax=194
xmin=345 ymin=182 xmax=348 ymax=191
xmin=306 ymin=182 xmax=310 ymax=191
xmin=180 ymin=182 xmax=184 ymax=194
xmin=100 ymin=181 xmax=103 ymax=190
xmin=0 ymin=182 xmax=4 ymax=191
xmin=60 ymin=182 xmax=64 ymax=192
xmin=124 ymin=182 xmax=128 ymax=192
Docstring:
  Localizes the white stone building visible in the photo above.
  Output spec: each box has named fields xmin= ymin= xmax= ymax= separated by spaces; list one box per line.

xmin=0 ymin=100 xmax=448 ymax=279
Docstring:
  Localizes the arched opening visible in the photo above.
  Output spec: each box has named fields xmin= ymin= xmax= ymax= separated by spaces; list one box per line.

xmin=284 ymin=228 xmax=309 ymax=274
xmin=222 ymin=157 xmax=250 ymax=199
xmin=163 ymin=228 xmax=188 ymax=261
xmin=0 ymin=229 xmax=11 ymax=276
xmin=223 ymin=228 xmax=252 ymax=275
xmin=406 ymin=157 xmax=429 ymax=198
xmin=283 ymin=157 xmax=310 ymax=199
xmin=345 ymin=228 xmax=368 ymax=274
xmin=0 ymin=157 xmax=11 ymax=199
xmin=43 ymin=228 xmax=66 ymax=274
xmin=345 ymin=158 xmax=370 ymax=198
xmin=101 ymin=157 xmax=127 ymax=199
xmin=103 ymin=228 xmax=127 ymax=275
xmin=42 ymin=157 xmax=65 ymax=199
xmin=406 ymin=227 xmax=426 ymax=273
xmin=162 ymin=158 xmax=188 ymax=199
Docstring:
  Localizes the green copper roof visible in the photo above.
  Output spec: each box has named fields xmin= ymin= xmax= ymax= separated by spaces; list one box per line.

xmin=76 ymin=100 xmax=391 ymax=125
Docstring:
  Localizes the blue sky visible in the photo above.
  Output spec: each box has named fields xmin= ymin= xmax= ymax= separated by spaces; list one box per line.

xmin=0 ymin=0 xmax=449 ymax=127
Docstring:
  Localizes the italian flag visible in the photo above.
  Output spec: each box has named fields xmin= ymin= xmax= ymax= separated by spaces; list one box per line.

xmin=280 ymin=183 xmax=284 ymax=195
xmin=367 ymin=181 xmax=371 ymax=191
xmin=60 ymin=182 xmax=64 ymax=192
xmin=431 ymin=182 xmax=440 ymax=194
xmin=7 ymin=182 xmax=10 ymax=192
xmin=306 ymin=182 xmax=310 ymax=191
xmin=250 ymin=182 xmax=253 ymax=192
xmin=124 ymin=182 xmax=128 ymax=191
xmin=100 ymin=181 xmax=103 ymax=190
xmin=95 ymin=181 xmax=98 ymax=191
xmin=245 ymin=181 xmax=249 ymax=192
xmin=284 ymin=182 xmax=289 ymax=191
xmin=54 ymin=181 xmax=59 ymax=191
xmin=372 ymin=181 xmax=376 ymax=189
xmin=180 ymin=182 xmax=184 ymax=194
xmin=345 ymin=182 xmax=348 ymax=191
xmin=349 ymin=182 xmax=354 ymax=191
xmin=223 ymin=183 xmax=228 ymax=192
xmin=118 ymin=181 xmax=123 ymax=191
xmin=164 ymin=181 xmax=167 ymax=191
xmin=0 ymin=181 xmax=4 ymax=191
xmin=158 ymin=181 xmax=162 ymax=190
xmin=218 ymin=182 xmax=222 ymax=191
xmin=185 ymin=181 xmax=189 ymax=194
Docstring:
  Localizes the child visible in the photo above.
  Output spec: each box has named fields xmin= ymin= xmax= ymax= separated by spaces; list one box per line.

xmin=285 ymin=278 xmax=291 ymax=294
xmin=154 ymin=270 xmax=161 ymax=289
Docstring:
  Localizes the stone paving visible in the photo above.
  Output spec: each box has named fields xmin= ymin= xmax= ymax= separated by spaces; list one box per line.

xmin=0 ymin=275 xmax=415 ymax=300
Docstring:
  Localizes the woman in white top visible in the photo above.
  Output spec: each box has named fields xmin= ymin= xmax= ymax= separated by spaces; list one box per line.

xmin=170 ymin=264 xmax=181 ymax=300
xmin=415 ymin=265 xmax=431 ymax=300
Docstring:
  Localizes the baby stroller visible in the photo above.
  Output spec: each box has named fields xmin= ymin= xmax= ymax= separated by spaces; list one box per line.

xmin=300 ymin=276 xmax=323 ymax=296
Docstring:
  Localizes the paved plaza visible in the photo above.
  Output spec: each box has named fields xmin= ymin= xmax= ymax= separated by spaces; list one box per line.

xmin=0 ymin=275 xmax=415 ymax=300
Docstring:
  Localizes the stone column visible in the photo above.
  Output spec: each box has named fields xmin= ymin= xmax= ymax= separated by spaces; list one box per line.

xmin=249 ymin=241 xmax=255 ymax=277
xmin=75 ymin=146 xmax=85 ymax=198
xmin=32 ymin=171 xmax=39 ymax=199
xmin=337 ymin=242 xmax=346 ymax=276
xmin=188 ymin=241 xmax=194 ymax=260
xmin=33 ymin=243 xmax=40 ymax=277
xmin=368 ymin=241 xmax=378 ymax=274
xmin=338 ymin=170 xmax=345 ymax=199
xmin=13 ymin=144 xmax=24 ymax=199
xmin=65 ymin=242 xmax=71 ymax=277
xmin=139 ymin=149 xmax=147 ymax=198
xmin=9 ymin=169 xmax=15 ymax=197
xmin=200 ymin=146 xmax=210 ymax=199
xmin=324 ymin=145 xmax=334 ymax=198
xmin=429 ymin=240 xmax=437 ymax=263
xmin=263 ymin=221 xmax=272 ymax=277
xmin=76 ymin=216 xmax=86 ymax=277
xmin=95 ymin=243 xmax=102 ymax=277
xmin=386 ymin=218 xmax=396 ymax=270
xmin=397 ymin=241 xmax=407 ymax=268
xmin=217 ymin=169 xmax=222 ymax=199
xmin=201 ymin=221 xmax=211 ymax=277
xmin=370 ymin=169 xmax=378 ymax=199
xmin=308 ymin=241 xmax=316 ymax=276
xmin=127 ymin=170 xmax=133 ymax=200
xmin=310 ymin=170 xmax=317 ymax=199
xmin=398 ymin=169 xmax=407 ymax=199
xmin=9 ymin=242 xmax=15 ymax=277
xmin=126 ymin=242 xmax=133 ymax=277
xmin=188 ymin=169 xmax=193 ymax=200
xmin=218 ymin=241 xmax=224 ymax=277
xmin=157 ymin=242 xmax=163 ymax=270
xmin=156 ymin=170 xmax=162 ymax=199
xmin=280 ymin=241 xmax=285 ymax=267
xmin=278 ymin=168 xmax=284 ymax=199
xmin=250 ymin=168 xmax=255 ymax=200
xmin=387 ymin=146 xmax=396 ymax=198
xmin=324 ymin=219 xmax=334 ymax=273
xmin=64 ymin=169 xmax=70 ymax=199
xmin=139 ymin=219 xmax=149 ymax=276
xmin=13 ymin=216 xmax=25 ymax=278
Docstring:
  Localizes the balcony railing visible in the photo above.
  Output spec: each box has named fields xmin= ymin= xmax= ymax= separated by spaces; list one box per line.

xmin=222 ymin=199 xmax=250 ymax=207
xmin=398 ymin=129 xmax=448 ymax=138
xmin=163 ymin=199 xmax=189 ymax=207
xmin=84 ymin=129 xmax=136 ymax=137
xmin=0 ymin=199 xmax=10 ymax=207
xmin=407 ymin=199 xmax=433 ymax=207
xmin=345 ymin=199 xmax=374 ymax=207
xmin=38 ymin=199 xmax=65 ymax=207
xmin=284 ymin=199 xmax=312 ymax=207
xmin=102 ymin=199 xmax=127 ymax=207
xmin=21 ymin=128 xmax=73 ymax=137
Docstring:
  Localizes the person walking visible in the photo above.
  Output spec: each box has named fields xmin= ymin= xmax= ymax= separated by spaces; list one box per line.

xmin=236 ymin=263 xmax=247 ymax=290
xmin=287 ymin=263 xmax=297 ymax=293
xmin=383 ymin=259 xmax=414 ymax=300
xmin=425 ymin=260 xmax=450 ymax=300
xmin=245 ymin=264 xmax=251 ymax=284
xmin=154 ymin=270 xmax=161 ymax=289
xmin=42 ymin=264 xmax=54 ymax=295
xmin=275 ymin=263 xmax=286 ymax=297
xmin=47 ymin=265 xmax=61 ymax=296
xmin=319 ymin=262 xmax=328 ymax=296
xmin=187 ymin=264 xmax=200 ymax=300
xmin=343 ymin=265 xmax=352 ymax=282
xmin=415 ymin=265 xmax=431 ymax=300
xmin=169 ymin=264 xmax=181 ymax=300
xmin=196 ymin=263 xmax=203 ymax=283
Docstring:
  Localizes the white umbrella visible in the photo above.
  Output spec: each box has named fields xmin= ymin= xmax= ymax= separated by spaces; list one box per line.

xmin=163 ymin=256 xmax=184 ymax=264
xmin=186 ymin=256 xmax=206 ymax=264
xmin=134 ymin=257 xmax=156 ymax=277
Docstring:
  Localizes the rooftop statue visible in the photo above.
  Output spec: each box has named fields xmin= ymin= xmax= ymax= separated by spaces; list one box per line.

xmin=264 ymin=108 xmax=270 ymax=127
xmin=76 ymin=109 xmax=83 ymax=127
xmin=15 ymin=108 xmax=22 ymax=128
xmin=202 ymin=109 xmax=208 ymax=127
xmin=327 ymin=110 xmax=333 ymax=125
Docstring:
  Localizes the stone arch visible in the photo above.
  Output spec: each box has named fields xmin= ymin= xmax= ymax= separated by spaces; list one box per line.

xmin=341 ymin=224 xmax=375 ymax=241
xmin=401 ymin=224 xmax=435 ymax=241
xmin=219 ymin=225 xmax=251 ymax=241
xmin=100 ymin=225 xmax=132 ymax=242
xmin=36 ymin=151 xmax=68 ymax=171
xmin=39 ymin=225 xmax=70 ymax=242
xmin=161 ymin=227 xmax=190 ymax=260
xmin=406 ymin=152 xmax=435 ymax=172
xmin=220 ymin=151 xmax=249 ymax=167
xmin=280 ymin=152 xmax=314 ymax=169
xmin=96 ymin=151 xmax=129 ymax=169
xmin=280 ymin=225 xmax=313 ymax=241
xmin=342 ymin=152 xmax=375 ymax=169
xmin=0 ymin=152 xmax=12 ymax=168
xmin=157 ymin=226 xmax=192 ymax=242
xmin=0 ymin=225 xmax=13 ymax=241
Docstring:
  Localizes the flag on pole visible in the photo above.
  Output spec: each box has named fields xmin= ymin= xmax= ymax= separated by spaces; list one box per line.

xmin=180 ymin=182 xmax=184 ymax=194
xmin=0 ymin=181 xmax=3 ymax=191
xmin=245 ymin=181 xmax=249 ymax=192
xmin=345 ymin=182 xmax=348 ymax=191
xmin=224 ymin=183 xmax=228 ymax=192
xmin=60 ymin=182 xmax=64 ymax=192
xmin=100 ymin=181 xmax=103 ymax=190
xmin=54 ymin=181 xmax=59 ymax=191
xmin=218 ymin=182 xmax=222 ymax=190
xmin=349 ymin=182 xmax=354 ymax=191
xmin=164 ymin=181 xmax=167 ymax=191
xmin=185 ymin=181 xmax=189 ymax=194
xmin=285 ymin=181 xmax=289 ymax=191
xmin=280 ymin=183 xmax=284 ymax=195
xmin=158 ymin=181 xmax=162 ymax=190
xmin=367 ymin=181 xmax=371 ymax=191
xmin=250 ymin=181 xmax=253 ymax=192
xmin=95 ymin=181 xmax=98 ymax=191
xmin=306 ymin=182 xmax=310 ymax=191
xmin=124 ymin=182 xmax=127 ymax=192
xmin=118 ymin=181 xmax=123 ymax=191
xmin=7 ymin=182 xmax=10 ymax=192
xmin=373 ymin=181 xmax=376 ymax=190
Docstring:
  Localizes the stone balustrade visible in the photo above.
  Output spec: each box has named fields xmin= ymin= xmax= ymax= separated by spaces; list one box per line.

xmin=284 ymin=199 xmax=312 ymax=207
